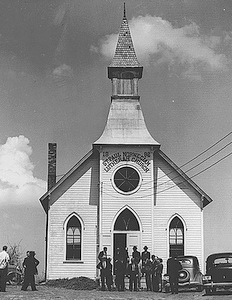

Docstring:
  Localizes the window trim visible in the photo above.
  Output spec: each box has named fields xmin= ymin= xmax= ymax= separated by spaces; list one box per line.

xmin=63 ymin=213 xmax=84 ymax=262
xmin=114 ymin=207 xmax=140 ymax=231
xmin=111 ymin=205 xmax=143 ymax=233
xmin=167 ymin=214 xmax=186 ymax=257
xmin=112 ymin=165 xmax=142 ymax=195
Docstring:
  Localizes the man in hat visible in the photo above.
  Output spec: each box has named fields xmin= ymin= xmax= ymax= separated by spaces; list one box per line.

xmin=132 ymin=246 xmax=141 ymax=289
xmin=167 ymin=256 xmax=182 ymax=294
xmin=132 ymin=246 xmax=140 ymax=265
xmin=141 ymin=246 xmax=150 ymax=268
xmin=21 ymin=251 xmax=39 ymax=291
xmin=141 ymin=246 xmax=151 ymax=289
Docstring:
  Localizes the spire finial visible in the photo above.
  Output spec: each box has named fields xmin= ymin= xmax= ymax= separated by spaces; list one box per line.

xmin=123 ymin=2 xmax=126 ymax=18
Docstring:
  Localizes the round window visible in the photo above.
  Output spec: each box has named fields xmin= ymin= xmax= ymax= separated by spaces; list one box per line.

xmin=113 ymin=166 xmax=140 ymax=193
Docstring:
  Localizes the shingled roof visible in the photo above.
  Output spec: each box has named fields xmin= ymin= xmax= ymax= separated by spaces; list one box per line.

xmin=109 ymin=6 xmax=141 ymax=68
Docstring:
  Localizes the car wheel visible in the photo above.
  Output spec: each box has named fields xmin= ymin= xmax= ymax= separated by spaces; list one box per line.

xmin=7 ymin=272 xmax=21 ymax=285
xmin=212 ymin=287 xmax=216 ymax=293
xmin=197 ymin=285 xmax=204 ymax=292
xmin=205 ymin=287 xmax=215 ymax=295
xmin=164 ymin=284 xmax=170 ymax=293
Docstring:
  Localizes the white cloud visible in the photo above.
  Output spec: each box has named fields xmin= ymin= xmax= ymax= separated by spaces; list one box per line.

xmin=0 ymin=136 xmax=46 ymax=206
xmin=95 ymin=15 xmax=228 ymax=79
xmin=52 ymin=64 xmax=74 ymax=77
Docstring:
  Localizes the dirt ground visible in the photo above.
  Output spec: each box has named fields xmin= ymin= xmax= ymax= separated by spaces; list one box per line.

xmin=1 ymin=286 xmax=232 ymax=300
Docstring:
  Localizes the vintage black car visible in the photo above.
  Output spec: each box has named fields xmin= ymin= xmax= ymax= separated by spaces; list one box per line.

xmin=203 ymin=252 xmax=232 ymax=294
xmin=163 ymin=256 xmax=203 ymax=292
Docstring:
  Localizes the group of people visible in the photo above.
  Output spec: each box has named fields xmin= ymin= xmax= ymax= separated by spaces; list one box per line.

xmin=97 ymin=246 xmax=163 ymax=292
xmin=0 ymin=245 xmax=39 ymax=293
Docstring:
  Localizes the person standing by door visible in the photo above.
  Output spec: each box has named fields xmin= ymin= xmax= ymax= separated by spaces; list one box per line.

xmin=97 ymin=247 xmax=108 ymax=290
xmin=157 ymin=258 xmax=163 ymax=292
xmin=0 ymin=246 xmax=9 ymax=292
xmin=141 ymin=246 xmax=150 ymax=270
xmin=143 ymin=257 xmax=152 ymax=291
xmin=132 ymin=246 xmax=141 ymax=289
xmin=128 ymin=258 xmax=139 ymax=291
xmin=114 ymin=255 xmax=125 ymax=291
xmin=151 ymin=255 xmax=159 ymax=292
xmin=132 ymin=246 xmax=140 ymax=264
xmin=97 ymin=257 xmax=112 ymax=291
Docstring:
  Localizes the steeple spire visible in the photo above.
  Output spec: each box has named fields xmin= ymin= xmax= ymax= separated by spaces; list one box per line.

xmin=109 ymin=3 xmax=141 ymax=69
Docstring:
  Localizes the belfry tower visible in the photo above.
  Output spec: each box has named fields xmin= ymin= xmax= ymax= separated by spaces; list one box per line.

xmin=94 ymin=5 xmax=160 ymax=260
xmin=94 ymin=5 xmax=159 ymax=146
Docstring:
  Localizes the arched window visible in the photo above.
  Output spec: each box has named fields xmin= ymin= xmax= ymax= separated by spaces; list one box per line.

xmin=114 ymin=208 xmax=140 ymax=231
xmin=66 ymin=216 xmax=81 ymax=260
xmin=169 ymin=216 xmax=184 ymax=257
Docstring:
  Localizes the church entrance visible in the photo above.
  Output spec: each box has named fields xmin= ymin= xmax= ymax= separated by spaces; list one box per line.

xmin=113 ymin=208 xmax=141 ymax=263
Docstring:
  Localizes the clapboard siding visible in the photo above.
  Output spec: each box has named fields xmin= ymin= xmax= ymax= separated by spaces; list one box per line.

xmin=47 ymin=155 xmax=99 ymax=279
xmin=100 ymin=146 xmax=154 ymax=254
xmin=153 ymin=154 xmax=204 ymax=272
xmin=46 ymin=145 xmax=206 ymax=279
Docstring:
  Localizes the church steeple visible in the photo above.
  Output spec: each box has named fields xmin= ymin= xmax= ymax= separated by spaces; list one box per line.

xmin=94 ymin=5 xmax=159 ymax=146
xmin=109 ymin=4 xmax=141 ymax=69
xmin=108 ymin=4 xmax=143 ymax=98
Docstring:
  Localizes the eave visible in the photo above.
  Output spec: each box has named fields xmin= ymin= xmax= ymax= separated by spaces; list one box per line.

xmin=39 ymin=149 xmax=94 ymax=212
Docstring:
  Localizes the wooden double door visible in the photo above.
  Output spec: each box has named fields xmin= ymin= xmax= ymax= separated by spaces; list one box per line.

xmin=113 ymin=232 xmax=140 ymax=262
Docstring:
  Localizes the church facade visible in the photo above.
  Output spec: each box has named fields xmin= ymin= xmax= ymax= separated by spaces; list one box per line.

xmin=40 ymin=9 xmax=212 ymax=280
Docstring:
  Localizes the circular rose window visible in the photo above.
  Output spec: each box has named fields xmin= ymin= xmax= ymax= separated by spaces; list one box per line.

xmin=113 ymin=166 xmax=140 ymax=193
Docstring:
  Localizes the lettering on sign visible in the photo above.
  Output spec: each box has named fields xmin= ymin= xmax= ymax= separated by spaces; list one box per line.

xmin=102 ymin=152 xmax=150 ymax=173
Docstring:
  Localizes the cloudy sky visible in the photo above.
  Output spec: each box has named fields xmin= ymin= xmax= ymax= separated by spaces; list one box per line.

xmin=1 ymin=0 xmax=232 ymax=274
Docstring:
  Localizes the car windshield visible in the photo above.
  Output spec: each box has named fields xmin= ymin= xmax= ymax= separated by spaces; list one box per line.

xmin=179 ymin=259 xmax=191 ymax=265
xmin=214 ymin=257 xmax=232 ymax=265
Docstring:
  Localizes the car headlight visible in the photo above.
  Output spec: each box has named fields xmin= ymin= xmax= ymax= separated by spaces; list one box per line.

xmin=179 ymin=269 xmax=190 ymax=282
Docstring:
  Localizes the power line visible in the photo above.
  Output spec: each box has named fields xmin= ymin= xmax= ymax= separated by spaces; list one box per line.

xmin=143 ymin=130 xmax=232 ymax=187
xmin=157 ymin=150 xmax=232 ymax=195
xmin=155 ymin=139 xmax=232 ymax=190
xmin=102 ymin=149 xmax=232 ymax=199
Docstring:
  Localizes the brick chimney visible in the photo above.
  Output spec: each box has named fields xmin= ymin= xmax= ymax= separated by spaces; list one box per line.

xmin=47 ymin=143 xmax=57 ymax=191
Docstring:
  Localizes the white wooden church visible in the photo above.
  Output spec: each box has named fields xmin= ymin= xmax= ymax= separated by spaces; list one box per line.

xmin=40 ymin=7 xmax=212 ymax=280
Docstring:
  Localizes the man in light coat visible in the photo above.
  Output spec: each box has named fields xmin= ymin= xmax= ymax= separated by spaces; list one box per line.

xmin=0 ymin=246 xmax=9 ymax=292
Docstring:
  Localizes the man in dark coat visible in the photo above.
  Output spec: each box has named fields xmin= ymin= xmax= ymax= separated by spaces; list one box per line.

xmin=141 ymin=246 xmax=150 ymax=266
xmin=132 ymin=246 xmax=140 ymax=265
xmin=21 ymin=251 xmax=39 ymax=291
xmin=114 ymin=257 xmax=125 ymax=291
xmin=97 ymin=257 xmax=113 ymax=291
xmin=143 ymin=258 xmax=152 ymax=291
xmin=128 ymin=258 xmax=139 ymax=291
xmin=167 ymin=256 xmax=182 ymax=294
xmin=156 ymin=258 xmax=163 ymax=292
xmin=151 ymin=255 xmax=159 ymax=292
